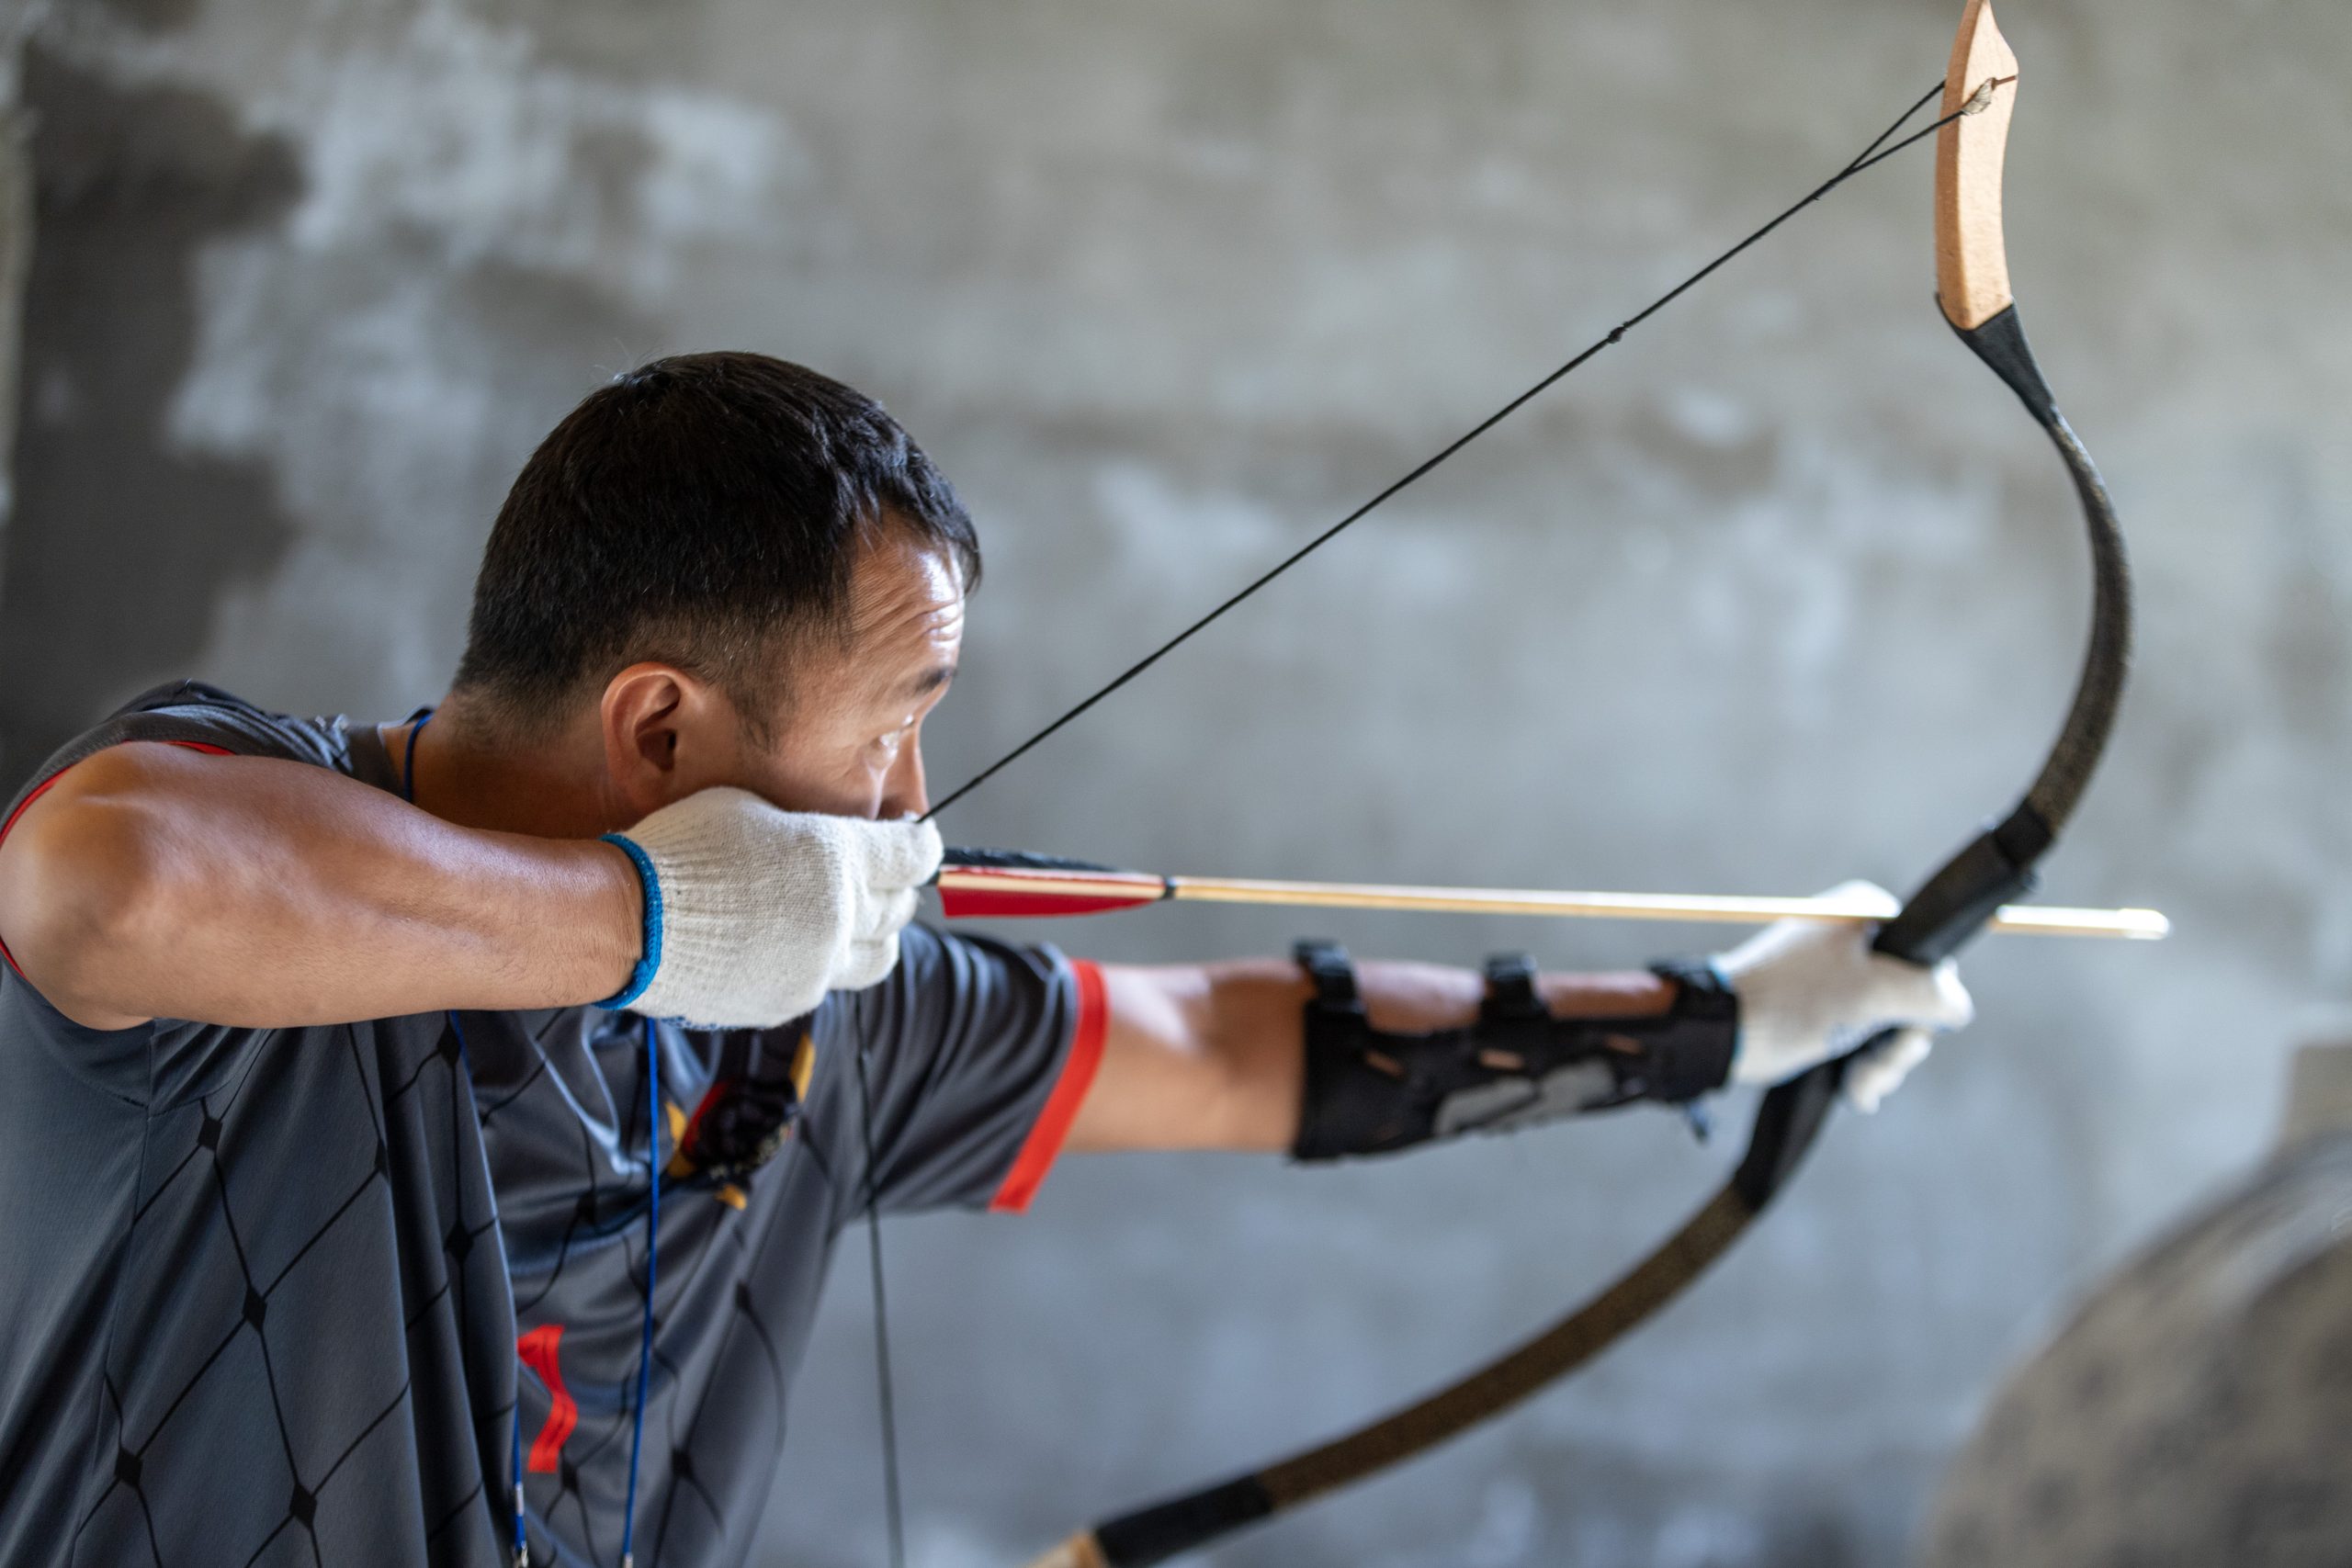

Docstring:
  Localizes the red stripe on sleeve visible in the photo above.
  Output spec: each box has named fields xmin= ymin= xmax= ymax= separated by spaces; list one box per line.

xmin=0 ymin=741 xmax=236 ymax=978
xmin=989 ymin=959 xmax=1110 ymax=1214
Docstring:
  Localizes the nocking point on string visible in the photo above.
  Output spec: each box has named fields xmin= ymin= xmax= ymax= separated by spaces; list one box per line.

xmin=1962 ymin=74 xmax=2018 ymax=116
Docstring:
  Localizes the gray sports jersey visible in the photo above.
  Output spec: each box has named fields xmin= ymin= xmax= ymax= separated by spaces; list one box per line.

xmin=0 ymin=682 xmax=1102 ymax=1568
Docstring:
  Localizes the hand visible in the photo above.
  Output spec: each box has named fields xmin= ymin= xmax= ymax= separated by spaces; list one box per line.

xmin=1711 ymin=881 xmax=1973 ymax=1111
xmin=605 ymin=788 xmax=944 ymax=1027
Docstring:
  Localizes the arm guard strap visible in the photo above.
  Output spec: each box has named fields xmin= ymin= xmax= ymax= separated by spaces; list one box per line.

xmin=1290 ymin=942 xmax=1737 ymax=1163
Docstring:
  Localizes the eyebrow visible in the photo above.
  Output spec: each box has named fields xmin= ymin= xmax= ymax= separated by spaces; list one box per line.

xmin=899 ymin=662 xmax=957 ymax=701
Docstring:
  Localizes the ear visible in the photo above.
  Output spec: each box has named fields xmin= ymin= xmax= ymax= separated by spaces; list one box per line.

xmin=596 ymin=662 xmax=741 ymax=817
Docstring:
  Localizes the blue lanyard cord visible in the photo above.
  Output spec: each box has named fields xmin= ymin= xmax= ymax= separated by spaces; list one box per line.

xmin=510 ymin=1415 xmax=527 ymax=1567
xmin=620 ymin=1016 xmax=660 ymax=1568
xmin=399 ymin=708 xmax=433 ymax=806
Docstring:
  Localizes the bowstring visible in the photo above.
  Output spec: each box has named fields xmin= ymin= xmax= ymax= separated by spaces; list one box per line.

xmin=922 ymin=77 xmax=1970 ymax=825
xmin=865 ymin=75 xmax=1982 ymax=1567
xmin=856 ymin=1043 xmax=908 ymax=1568
xmin=1848 ymin=81 xmax=1944 ymax=174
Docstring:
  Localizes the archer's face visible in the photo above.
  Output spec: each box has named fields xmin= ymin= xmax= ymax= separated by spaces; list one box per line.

xmin=737 ymin=534 xmax=963 ymax=820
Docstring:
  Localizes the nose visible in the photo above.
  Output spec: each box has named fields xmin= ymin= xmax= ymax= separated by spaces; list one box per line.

xmin=880 ymin=737 xmax=929 ymax=820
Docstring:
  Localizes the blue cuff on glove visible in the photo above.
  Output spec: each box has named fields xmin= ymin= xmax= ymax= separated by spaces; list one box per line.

xmin=596 ymin=832 xmax=663 ymax=1011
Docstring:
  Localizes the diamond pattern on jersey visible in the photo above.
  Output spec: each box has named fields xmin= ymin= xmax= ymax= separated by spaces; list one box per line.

xmin=8 ymin=838 xmax=1067 ymax=1568
xmin=70 ymin=1021 xmax=513 ymax=1568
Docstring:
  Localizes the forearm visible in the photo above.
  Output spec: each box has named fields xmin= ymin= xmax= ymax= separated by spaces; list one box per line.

xmin=1068 ymin=956 xmax=1673 ymax=1154
xmin=0 ymin=744 xmax=640 ymax=1030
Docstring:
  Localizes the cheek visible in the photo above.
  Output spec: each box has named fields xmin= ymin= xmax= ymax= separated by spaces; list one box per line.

xmin=746 ymin=734 xmax=885 ymax=817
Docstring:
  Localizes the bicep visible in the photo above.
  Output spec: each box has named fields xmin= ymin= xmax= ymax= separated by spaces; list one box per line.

xmin=1064 ymin=959 xmax=1306 ymax=1155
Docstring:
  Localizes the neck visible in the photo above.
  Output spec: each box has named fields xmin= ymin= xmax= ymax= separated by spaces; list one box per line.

xmin=398 ymin=695 xmax=629 ymax=840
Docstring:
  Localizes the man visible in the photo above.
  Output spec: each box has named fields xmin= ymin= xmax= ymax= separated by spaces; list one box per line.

xmin=0 ymin=353 xmax=1968 ymax=1567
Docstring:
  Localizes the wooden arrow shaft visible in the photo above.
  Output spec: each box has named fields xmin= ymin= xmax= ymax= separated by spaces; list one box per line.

xmin=933 ymin=864 xmax=2167 ymax=940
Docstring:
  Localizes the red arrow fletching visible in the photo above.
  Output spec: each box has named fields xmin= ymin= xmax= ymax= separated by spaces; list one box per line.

xmin=935 ymin=865 xmax=1170 ymax=919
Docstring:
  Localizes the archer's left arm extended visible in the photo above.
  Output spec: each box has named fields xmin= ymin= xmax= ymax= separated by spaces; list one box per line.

xmin=1063 ymin=901 xmax=1973 ymax=1157
xmin=1065 ymin=956 xmax=1675 ymax=1154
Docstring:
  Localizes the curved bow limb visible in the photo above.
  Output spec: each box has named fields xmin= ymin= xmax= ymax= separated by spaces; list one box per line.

xmin=1011 ymin=5 xmax=2133 ymax=1563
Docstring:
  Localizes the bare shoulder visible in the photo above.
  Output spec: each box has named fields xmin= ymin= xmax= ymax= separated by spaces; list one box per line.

xmin=0 ymin=742 xmax=218 ymax=1030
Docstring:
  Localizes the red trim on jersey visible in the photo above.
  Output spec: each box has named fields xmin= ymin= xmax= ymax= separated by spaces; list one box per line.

xmin=515 ymin=1323 xmax=579 ymax=1472
xmin=0 ymin=741 xmax=235 ymax=978
xmin=989 ymin=959 xmax=1109 ymax=1214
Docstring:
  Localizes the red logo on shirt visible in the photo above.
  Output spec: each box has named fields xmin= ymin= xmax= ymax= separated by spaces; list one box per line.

xmin=515 ymin=1324 xmax=578 ymax=1472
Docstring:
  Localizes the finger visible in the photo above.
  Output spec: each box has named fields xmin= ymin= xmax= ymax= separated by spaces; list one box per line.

xmin=1862 ymin=952 xmax=1975 ymax=1030
xmin=857 ymin=886 xmax=921 ymax=942
xmin=1844 ymin=1026 xmax=1934 ymax=1113
xmin=1813 ymin=879 xmax=1894 ymax=905
xmin=1728 ymin=880 xmax=1898 ymax=973
xmin=863 ymin=818 xmax=944 ymax=888
xmin=834 ymin=929 xmax=906 ymax=993
xmin=1714 ymin=908 xmax=1821 ymax=976
xmin=1931 ymin=957 xmax=1974 ymax=1029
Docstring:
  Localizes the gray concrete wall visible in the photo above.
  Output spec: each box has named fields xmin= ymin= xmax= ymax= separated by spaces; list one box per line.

xmin=6 ymin=0 xmax=2347 ymax=1563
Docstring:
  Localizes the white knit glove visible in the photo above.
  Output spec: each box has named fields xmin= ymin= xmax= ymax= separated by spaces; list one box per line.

xmin=600 ymin=787 xmax=944 ymax=1028
xmin=1713 ymin=881 xmax=1974 ymax=1112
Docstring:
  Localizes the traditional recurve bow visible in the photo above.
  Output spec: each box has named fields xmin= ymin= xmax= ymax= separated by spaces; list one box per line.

xmin=960 ymin=4 xmax=2133 ymax=1563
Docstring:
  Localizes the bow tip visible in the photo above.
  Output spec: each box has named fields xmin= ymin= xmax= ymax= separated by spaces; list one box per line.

xmin=1935 ymin=0 xmax=2021 ymax=332
xmin=1017 ymin=1533 xmax=1108 ymax=1568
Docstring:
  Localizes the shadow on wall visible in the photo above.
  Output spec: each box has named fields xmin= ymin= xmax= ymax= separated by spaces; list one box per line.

xmin=0 ymin=45 xmax=303 ymax=789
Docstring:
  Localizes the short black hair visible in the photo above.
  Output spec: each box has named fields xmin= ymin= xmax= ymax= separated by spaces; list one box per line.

xmin=453 ymin=352 xmax=978 ymax=735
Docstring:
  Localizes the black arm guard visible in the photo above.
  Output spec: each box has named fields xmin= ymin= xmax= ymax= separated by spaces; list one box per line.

xmin=1290 ymin=942 xmax=1738 ymax=1163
